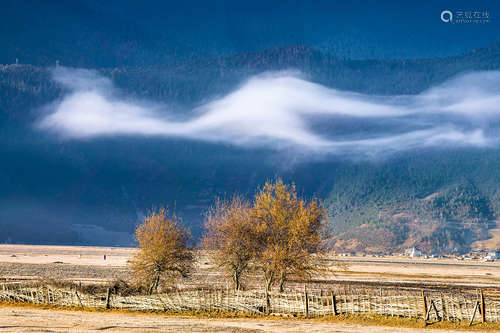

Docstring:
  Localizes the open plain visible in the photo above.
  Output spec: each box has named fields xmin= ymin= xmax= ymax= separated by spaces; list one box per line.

xmin=1 ymin=244 xmax=500 ymax=289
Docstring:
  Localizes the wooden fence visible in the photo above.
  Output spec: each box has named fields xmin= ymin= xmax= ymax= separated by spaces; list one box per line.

xmin=1 ymin=282 xmax=499 ymax=324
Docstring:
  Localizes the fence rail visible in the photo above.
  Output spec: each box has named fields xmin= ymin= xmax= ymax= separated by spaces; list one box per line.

xmin=1 ymin=282 xmax=499 ymax=324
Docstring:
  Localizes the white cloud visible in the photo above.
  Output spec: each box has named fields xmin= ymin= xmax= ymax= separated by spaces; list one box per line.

xmin=38 ymin=67 xmax=500 ymax=156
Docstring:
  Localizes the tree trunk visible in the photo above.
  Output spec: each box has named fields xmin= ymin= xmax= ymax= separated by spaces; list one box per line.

xmin=148 ymin=280 xmax=154 ymax=295
xmin=148 ymin=273 xmax=160 ymax=295
xmin=265 ymin=275 xmax=273 ymax=314
xmin=232 ymin=271 xmax=241 ymax=291
xmin=278 ymin=271 xmax=286 ymax=292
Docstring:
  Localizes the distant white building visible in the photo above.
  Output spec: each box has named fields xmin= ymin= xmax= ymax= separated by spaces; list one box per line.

xmin=485 ymin=250 xmax=500 ymax=260
xmin=405 ymin=247 xmax=422 ymax=258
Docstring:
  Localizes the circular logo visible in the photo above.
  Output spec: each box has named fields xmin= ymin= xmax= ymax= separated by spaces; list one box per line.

xmin=441 ymin=10 xmax=453 ymax=23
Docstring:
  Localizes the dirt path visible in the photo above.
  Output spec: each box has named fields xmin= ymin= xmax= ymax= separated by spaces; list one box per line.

xmin=0 ymin=306 xmax=471 ymax=332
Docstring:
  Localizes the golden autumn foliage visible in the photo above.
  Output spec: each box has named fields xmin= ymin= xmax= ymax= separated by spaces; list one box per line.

xmin=130 ymin=208 xmax=193 ymax=294
xmin=131 ymin=180 xmax=325 ymax=297
xmin=202 ymin=196 xmax=254 ymax=290
xmin=251 ymin=179 xmax=324 ymax=293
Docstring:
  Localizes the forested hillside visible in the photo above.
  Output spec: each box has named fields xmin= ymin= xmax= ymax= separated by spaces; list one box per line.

xmin=1 ymin=42 xmax=500 ymax=253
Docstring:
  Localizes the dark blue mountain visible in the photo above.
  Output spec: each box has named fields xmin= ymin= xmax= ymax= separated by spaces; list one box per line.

xmin=2 ymin=0 xmax=500 ymax=67
xmin=2 ymin=1 xmax=500 ymax=253
xmin=2 ymin=42 xmax=500 ymax=254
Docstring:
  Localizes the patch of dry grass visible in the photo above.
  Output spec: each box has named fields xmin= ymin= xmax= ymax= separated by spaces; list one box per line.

xmin=336 ymin=269 xmax=500 ymax=283
xmin=316 ymin=314 xmax=500 ymax=331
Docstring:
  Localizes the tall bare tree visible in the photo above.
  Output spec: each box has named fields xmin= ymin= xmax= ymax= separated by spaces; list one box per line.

xmin=251 ymin=179 xmax=324 ymax=295
xmin=202 ymin=196 xmax=254 ymax=290
xmin=130 ymin=208 xmax=193 ymax=294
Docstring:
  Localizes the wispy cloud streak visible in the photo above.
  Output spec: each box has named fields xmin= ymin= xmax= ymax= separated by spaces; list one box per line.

xmin=38 ymin=67 xmax=500 ymax=156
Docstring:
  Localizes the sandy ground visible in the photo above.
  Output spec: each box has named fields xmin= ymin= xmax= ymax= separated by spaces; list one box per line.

xmin=0 ymin=245 xmax=133 ymax=267
xmin=0 ymin=306 xmax=473 ymax=333
xmin=2 ymin=244 xmax=500 ymax=289
xmin=327 ymin=257 xmax=500 ymax=287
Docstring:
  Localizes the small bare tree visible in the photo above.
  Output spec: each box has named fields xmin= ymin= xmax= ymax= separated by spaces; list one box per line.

xmin=130 ymin=208 xmax=193 ymax=294
xmin=202 ymin=196 xmax=253 ymax=290
xmin=251 ymin=179 xmax=324 ymax=295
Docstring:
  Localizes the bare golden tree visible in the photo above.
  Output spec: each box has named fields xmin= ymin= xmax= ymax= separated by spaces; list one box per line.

xmin=130 ymin=208 xmax=193 ymax=294
xmin=202 ymin=196 xmax=254 ymax=290
xmin=251 ymin=179 xmax=324 ymax=295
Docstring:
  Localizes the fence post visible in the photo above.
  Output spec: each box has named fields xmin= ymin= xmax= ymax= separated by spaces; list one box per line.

xmin=440 ymin=293 xmax=446 ymax=321
xmin=105 ymin=288 xmax=111 ymax=309
xmin=379 ymin=288 xmax=384 ymax=315
xmin=469 ymin=301 xmax=480 ymax=326
xmin=480 ymin=290 xmax=486 ymax=323
xmin=75 ymin=290 xmax=84 ymax=309
xmin=227 ymin=284 xmax=230 ymax=312
xmin=431 ymin=300 xmax=441 ymax=321
xmin=422 ymin=290 xmax=427 ymax=320
xmin=331 ymin=291 xmax=337 ymax=315
xmin=304 ymin=285 xmax=309 ymax=318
